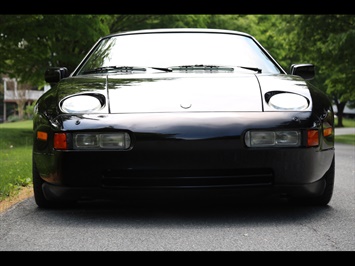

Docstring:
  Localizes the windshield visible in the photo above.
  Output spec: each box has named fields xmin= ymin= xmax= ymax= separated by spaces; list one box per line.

xmin=75 ymin=32 xmax=282 ymax=75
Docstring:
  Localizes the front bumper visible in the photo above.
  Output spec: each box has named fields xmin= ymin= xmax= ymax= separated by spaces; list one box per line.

xmin=33 ymin=111 xmax=334 ymax=201
xmin=42 ymin=177 xmax=327 ymax=202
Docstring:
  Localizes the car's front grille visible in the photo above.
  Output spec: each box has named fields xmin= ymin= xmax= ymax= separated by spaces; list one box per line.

xmin=101 ymin=168 xmax=273 ymax=189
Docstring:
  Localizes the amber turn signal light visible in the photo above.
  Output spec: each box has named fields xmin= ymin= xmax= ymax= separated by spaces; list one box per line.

xmin=37 ymin=131 xmax=48 ymax=141
xmin=323 ymin=127 xmax=333 ymax=137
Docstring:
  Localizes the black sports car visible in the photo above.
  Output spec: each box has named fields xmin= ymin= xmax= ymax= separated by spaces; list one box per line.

xmin=32 ymin=28 xmax=335 ymax=208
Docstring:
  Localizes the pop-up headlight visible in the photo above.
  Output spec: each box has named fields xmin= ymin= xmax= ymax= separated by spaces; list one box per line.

xmin=267 ymin=92 xmax=309 ymax=111
xmin=61 ymin=94 xmax=104 ymax=113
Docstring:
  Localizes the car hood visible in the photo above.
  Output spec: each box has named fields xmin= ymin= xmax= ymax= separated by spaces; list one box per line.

xmin=57 ymin=73 xmax=312 ymax=113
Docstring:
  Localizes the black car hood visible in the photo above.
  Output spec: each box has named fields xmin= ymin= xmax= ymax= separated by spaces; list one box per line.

xmin=57 ymin=73 xmax=312 ymax=113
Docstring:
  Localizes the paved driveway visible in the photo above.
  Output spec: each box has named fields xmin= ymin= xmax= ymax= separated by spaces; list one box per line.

xmin=335 ymin=127 xmax=355 ymax=135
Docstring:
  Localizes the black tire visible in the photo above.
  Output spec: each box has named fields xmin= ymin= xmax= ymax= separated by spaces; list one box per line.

xmin=32 ymin=157 xmax=74 ymax=208
xmin=290 ymin=156 xmax=335 ymax=206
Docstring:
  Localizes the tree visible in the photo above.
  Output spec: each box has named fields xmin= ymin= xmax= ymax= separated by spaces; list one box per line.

xmin=108 ymin=14 xmax=210 ymax=33
xmin=0 ymin=15 xmax=111 ymax=87
xmin=279 ymin=15 xmax=355 ymax=127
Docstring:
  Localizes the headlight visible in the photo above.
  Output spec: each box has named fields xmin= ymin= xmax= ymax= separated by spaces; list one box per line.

xmin=61 ymin=94 xmax=104 ymax=113
xmin=245 ymin=130 xmax=301 ymax=147
xmin=73 ymin=132 xmax=131 ymax=150
xmin=267 ymin=92 xmax=309 ymax=111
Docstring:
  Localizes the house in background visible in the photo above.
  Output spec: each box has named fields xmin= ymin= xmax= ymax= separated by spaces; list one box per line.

xmin=2 ymin=76 xmax=49 ymax=122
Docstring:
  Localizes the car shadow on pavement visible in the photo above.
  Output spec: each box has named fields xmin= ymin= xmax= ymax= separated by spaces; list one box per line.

xmin=32 ymin=194 xmax=334 ymax=227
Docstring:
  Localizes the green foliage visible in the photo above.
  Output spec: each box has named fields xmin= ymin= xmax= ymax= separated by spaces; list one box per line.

xmin=150 ymin=15 xmax=210 ymax=29
xmin=280 ymin=15 xmax=355 ymax=97
xmin=251 ymin=15 xmax=298 ymax=71
xmin=108 ymin=15 xmax=211 ymax=33
xmin=0 ymin=15 xmax=111 ymax=86
xmin=348 ymin=100 xmax=355 ymax=109
xmin=24 ymin=101 xmax=36 ymax=119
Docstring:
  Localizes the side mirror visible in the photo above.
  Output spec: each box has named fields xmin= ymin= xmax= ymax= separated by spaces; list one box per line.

xmin=290 ymin=64 xmax=315 ymax=80
xmin=45 ymin=67 xmax=69 ymax=83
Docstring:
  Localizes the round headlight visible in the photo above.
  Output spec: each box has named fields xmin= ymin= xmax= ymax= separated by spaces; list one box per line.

xmin=268 ymin=93 xmax=309 ymax=111
xmin=61 ymin=95 xmax=103 ymax=113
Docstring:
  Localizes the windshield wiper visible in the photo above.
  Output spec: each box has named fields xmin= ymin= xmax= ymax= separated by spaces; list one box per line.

xmin=237 ymin=66 xmax=262 ymax=73
xmin=150 ymin=67 xmax=173 ymax=72
xmin=81 ymin=66 xmax=147 ymax=74
xmin=171 ymin=64 xmax=234 ymax=71
xmin=81 ymin=65 xmax=261 ymax=74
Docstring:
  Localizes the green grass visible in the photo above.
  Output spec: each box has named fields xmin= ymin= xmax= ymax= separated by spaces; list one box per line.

xmin=335 ymin=134 xmax=355 ymax=145
xmin=0 ymin=120 xmax=33 ymax=200
xmin=335 ymin=117 xmax=355 ymax=127
xmin=334 ymin=117 xmax=355 ymax=145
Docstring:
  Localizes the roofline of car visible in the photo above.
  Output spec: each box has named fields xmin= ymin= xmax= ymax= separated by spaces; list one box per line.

xmin=106 ymin=28 xmax=253 ymax=38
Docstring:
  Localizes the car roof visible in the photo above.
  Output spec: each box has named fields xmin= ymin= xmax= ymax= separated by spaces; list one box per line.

xmin=105 ymin=28 xmax=253 ymax=39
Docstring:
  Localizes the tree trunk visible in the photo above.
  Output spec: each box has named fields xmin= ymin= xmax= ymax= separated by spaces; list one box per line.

xmin=15 ymin=90 xmax=27 ymax=120
xmin=336 ymin=101 xmax=346 ymax=127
